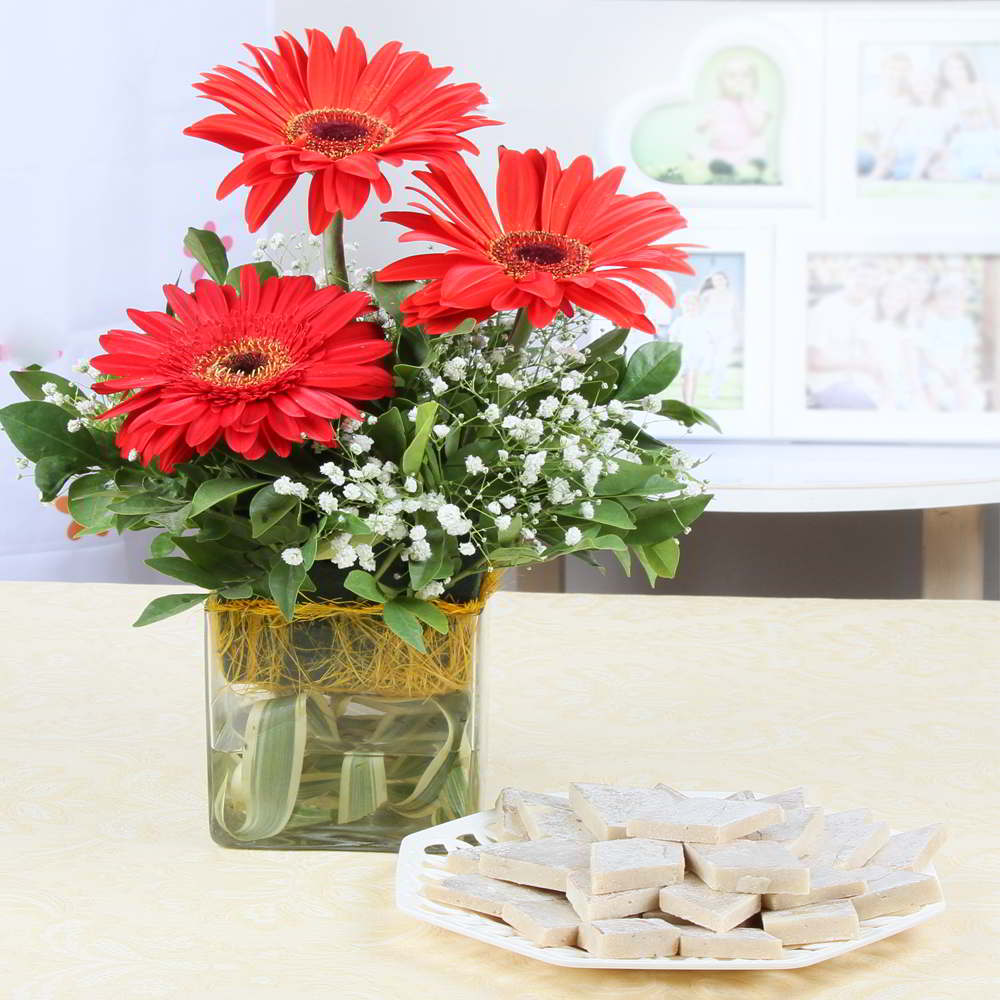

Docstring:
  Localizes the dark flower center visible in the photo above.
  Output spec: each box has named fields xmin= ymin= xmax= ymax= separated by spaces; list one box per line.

xmin=310 ymin=121 xmax=367 ymax=143
xmin=514 ymin=243 xmax=567 ymax=267
xmin=223 ymin=351 xmax=268 ymax=376
xmin=489 ymin=230 xmax=592 ymax=280
xmin=285 ymin=108 xmax=394 ymax=160
xmin=193 ymin=336 xmax=292 ymax=388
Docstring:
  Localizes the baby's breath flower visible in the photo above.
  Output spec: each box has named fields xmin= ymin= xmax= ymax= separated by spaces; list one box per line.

xmin=433 ymin=423 xmax=450 ymax=438
xmin=408 ymin=538 xmax=432 ymax=561
xmin=317 ymin=492 xmax=338 ymax=514
xmin=273 ymin=476 xmax=308 ymax=499
xmin=465 ymin=455 xmax=487 ymax=475
xmin=430 ymin=377 xmax=448 ymax=396
xmin=66 ymin=419 xmax=83 ymax=433
xmin=348 ymin=434 xmax=374 ymax=455
xmin=281 ymin=547 xmax=303 ymax=566
xmin=458 ymin=541 xmax=476 ymax=556
xmin=564 ymin=527 xmax=583 ymax=546
xmin=416 ymin=581 xmax=445 ymax=600
xmin=409 ymin=525 xmax=427 ymax=541
xmin=356 ymin=543 xmax=376 ymax=572
xmin=437 ymin=503 xmax=472 ymax=536
xmin=320 ymin=461 xmax=346 ymax=486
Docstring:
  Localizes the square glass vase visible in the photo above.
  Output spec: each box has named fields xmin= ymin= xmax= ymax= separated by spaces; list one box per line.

xmin=205 ymin=600 xmax=482 ymax=851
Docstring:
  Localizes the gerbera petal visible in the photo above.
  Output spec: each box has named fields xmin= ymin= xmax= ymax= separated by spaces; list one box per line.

xmin=187 ymin=28 xmax=496 ymax=228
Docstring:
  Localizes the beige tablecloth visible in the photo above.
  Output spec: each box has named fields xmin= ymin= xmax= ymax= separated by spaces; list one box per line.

xmin=3 ymin=583 xmax=997 ymax=998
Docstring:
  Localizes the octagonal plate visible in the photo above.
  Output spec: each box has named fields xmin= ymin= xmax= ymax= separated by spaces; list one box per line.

xmin=395 ymin=791 xmax=944 ymax=971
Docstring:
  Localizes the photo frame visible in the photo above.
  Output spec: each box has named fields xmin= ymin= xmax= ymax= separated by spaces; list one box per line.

xmin=772 ymin=228 xmax=1000 ymax=442
xmin=612 ymin=227 xmax=775 ymax=441
xmin=826 ymin=13 xmax=1000 ymax=223
xmin=606 ymin=17 xmax=822 ymax=209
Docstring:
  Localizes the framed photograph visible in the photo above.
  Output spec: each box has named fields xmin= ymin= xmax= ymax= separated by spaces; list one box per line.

xmin=606 ymin=227 xmax=774 ymax=440
xmin=606 ymin=18 xmax=821 ymax=208
xmin=773 ymin=230 xmax=1000 ymax=442
xmin=827 ymin=14 xmax=1000 ymax=219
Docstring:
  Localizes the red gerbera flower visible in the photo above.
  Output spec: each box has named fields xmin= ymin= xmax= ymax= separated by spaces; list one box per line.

xmin=91 ymin=267 xmax=393 ymax=472
xmin=377 ymin=148 xmax=693 ymax=334
xmin=184 ymin=27 xmax=498 ymax=234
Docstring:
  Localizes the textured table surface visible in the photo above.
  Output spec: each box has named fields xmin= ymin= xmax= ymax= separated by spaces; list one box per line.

xmin=3 ymin=582 xmax=997 ymax=999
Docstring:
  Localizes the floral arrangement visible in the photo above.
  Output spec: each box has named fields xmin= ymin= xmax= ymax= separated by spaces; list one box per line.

xmin=1 ymin=26 xmax=714 ymax=651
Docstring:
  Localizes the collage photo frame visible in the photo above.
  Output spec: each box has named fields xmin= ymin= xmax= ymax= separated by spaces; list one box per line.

xmin=604 ymin=7 xmax=1000 ymax=443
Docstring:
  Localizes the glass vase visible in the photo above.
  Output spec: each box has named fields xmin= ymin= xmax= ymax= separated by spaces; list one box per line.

xmin=204 ymin=598 xmax=483 ymax=851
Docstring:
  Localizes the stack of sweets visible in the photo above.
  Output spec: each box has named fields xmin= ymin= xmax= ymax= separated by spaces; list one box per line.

xmin=421 ymin=783 xmax=945 ymax=960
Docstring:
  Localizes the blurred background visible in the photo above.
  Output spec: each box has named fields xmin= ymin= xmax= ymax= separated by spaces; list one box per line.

xmin=3 ymin=0 xmax=999 ymax=599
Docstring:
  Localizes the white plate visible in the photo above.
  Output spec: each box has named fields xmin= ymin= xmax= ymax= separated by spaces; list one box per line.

xmin=395 ymin=791 xmax=945 ymax=971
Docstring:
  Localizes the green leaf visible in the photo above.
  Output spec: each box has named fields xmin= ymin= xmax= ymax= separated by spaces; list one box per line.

xmin=497 ymin=513 xmax=522 ymax=545
xmin=629 ymin=494 xmax=712 ymax=545
xmin=435 ymin=317 xmax=477 ymax=338
xmin=145 ymin=556 xmax=224 ymax=589
xmin=183 ymin=227 xmax=229 ymax=283
xmin=268 ymin=559 xmax=305 ymax=621
xmin=0 ymin=401 xmax=101 ymax=466
xmin=660 ymin=398 xmax=722 ymax=433
xmin=220 ymin=582 xmax=253 ymax=599
xmin=615 ymin=341 xmax=683 ymax=401
xmin=594 ymin=460 xmax=680 ymax=497
xmin=133 ymin=592 xmax=208 ymax=626
xmin=148 ymin=502 xmax=193 ymax=535
xmin=408 ymin=529 xmax=446 ymax=591
xmin=382 ymin=599 xmax=427 ymax=652
xmin=109 ymin=494 xmax=182 ymax=514
xmin=149 ymin=533 xmax=176 ymax=558
xmin=212 ymin=694 xmax=309 ymax=841
xmin=370 ymin=276 xmax=422 ymax=326
xmin=225 ymin=261 xmax=279 ymax=288
xmin=10 ymin=369 xmax=84 ymax=403
xmin=401 ymin=401 xmax=439 ymax=476
xmin=67 ymin=473 xmax=118 ymax=529
xmin=249 ymin=485 xmax=299 ymax=538
xmin=650 ymin=537 xmax=680 ymax=577
xmin=584 ymin=328 xmax=629 ymax=358
xmin=610 ymin=545 xmax=632 ymax=576
xmin=393 ymin=597 xmax=448 ymax=635
xmin=191 ymin=477 xmax=267 ymax=516
xmin=388 ymin=699 xmax=460 ymax=814
xmin=371 ymin=408 xmax=407 ymax=463
xmin=33 ymin=455 xmax=81 ymax=502
xmin=327 ymin=511 xmax=371 ymax=537
xmin=635 ymin=545 xmax=660 ymax=587
xmin=344 ymin=570 xmax=387 ymax=604
xmin=566 ymin=499 xmax=636 ymax=529
xmin=487 ymin=545 xmax=542 ymax=567
xmin=338 ymin=752 xmax=388 ymax=824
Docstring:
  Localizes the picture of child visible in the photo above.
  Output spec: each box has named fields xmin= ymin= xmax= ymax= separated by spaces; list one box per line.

xmin=631 ymin=46 xmax=783 ymax=186
xmin=621 ymin=253 xmax=746 ymax=411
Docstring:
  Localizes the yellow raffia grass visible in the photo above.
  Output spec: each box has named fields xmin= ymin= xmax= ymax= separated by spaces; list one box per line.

xmin=206 ymin=572 xmax=503 ymax=698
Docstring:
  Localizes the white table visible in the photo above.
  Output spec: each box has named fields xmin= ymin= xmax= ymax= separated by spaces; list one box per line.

xmin=683 ymin=441 xmax=1000 ymax=600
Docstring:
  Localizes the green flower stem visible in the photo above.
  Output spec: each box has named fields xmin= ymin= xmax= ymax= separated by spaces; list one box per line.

xmin=509 ymin=308 xmax=533 ymax=351
xmin=322 ymin=213 xmax=349 ymax=291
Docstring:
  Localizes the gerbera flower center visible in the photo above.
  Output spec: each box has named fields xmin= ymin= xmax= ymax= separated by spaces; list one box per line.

xmin=489 ymin=230 xmax=592 ymax=280
xmin=193 ymin=337 xmax=292 ymax=387
xmin=284 ymin=108 xmax=394 ymax=159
